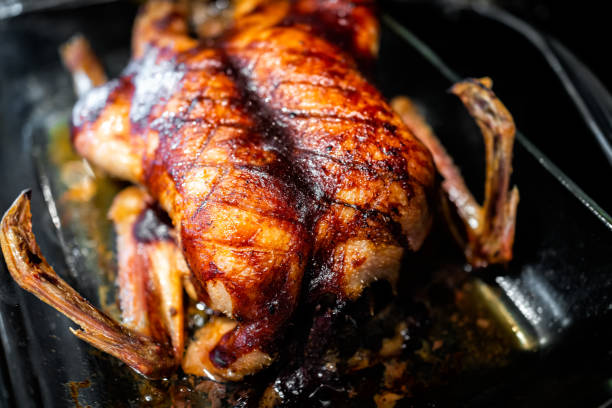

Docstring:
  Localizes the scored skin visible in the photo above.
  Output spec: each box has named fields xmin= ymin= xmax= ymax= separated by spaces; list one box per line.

xmin=234 ymin=0 xmax=379 ymax=62
xmin=289 ymin=1 xmax=518 ymax=268
xmin=225 ymin=0 xmax=435 ymax=301
xmin=72 ymin=1 xmax=310 ymax=379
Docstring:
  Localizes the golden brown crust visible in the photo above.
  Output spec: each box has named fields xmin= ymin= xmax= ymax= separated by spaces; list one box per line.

xmin=65 ymin=0 xmax=435 ymax=377
xmin=225 ymin=1 xmax=435 ymax=300
xmin=71 ymin=1 xmax=310 ymax=377
xmin=233 ymin=0 xmax=379 ymax=62
xmin=391 ymin=96 xmax=482 ymax=233
xmin=8 ymin=0 xmax=517 ymax=384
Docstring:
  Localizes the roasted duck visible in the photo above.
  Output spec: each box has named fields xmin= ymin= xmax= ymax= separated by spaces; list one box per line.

xmin=0 ymin=0 xmax=518 ymax=384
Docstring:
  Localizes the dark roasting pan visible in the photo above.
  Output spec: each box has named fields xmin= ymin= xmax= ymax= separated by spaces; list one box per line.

xmin=1 ymin=1 xmax=611 ymax=406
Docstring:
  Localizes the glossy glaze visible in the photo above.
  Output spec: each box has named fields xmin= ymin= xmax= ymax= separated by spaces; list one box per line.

xmin=225 ymin=0 xmax=435 ymax=301
xmin=72 ymin=1 xmax=311 ymax=379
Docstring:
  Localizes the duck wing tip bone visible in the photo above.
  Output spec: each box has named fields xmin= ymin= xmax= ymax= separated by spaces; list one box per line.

xmin=0 ymin=190 xmax=177 ymax=379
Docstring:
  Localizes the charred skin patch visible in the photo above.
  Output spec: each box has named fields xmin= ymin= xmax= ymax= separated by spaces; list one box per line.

xmin=133 ymin=204 xmax=174 ymax=244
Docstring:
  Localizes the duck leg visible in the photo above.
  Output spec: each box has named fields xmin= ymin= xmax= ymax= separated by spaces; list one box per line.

xmin=109 ymin=186 xmax=190 ymax=360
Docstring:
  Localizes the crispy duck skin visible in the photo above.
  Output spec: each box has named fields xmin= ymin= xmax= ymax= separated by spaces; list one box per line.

xmin=70 ymin=1 xmax=311 ymax=379
xmin=225 ymin=0 xmax=435 ymax=301
xmin=282 ymin=0 xmax=518 ymax=268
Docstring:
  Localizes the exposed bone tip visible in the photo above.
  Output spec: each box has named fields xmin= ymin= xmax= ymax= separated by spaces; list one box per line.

xmin=475 ymin=77 xmax=493 ymax=89
xmin=449 ymin=77 xmax=494 ymax=96
xmin=3 ymin=189 xmax=31 ymax=220
xmin=69 ymin=327 xmax=84 ymax=337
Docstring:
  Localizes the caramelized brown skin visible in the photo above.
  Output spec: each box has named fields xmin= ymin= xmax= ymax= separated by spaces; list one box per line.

xmin=72 ymin=1 xmax=310 ymax=378
xmin=1 ymin=0 xmax=518 ymax=385
xmin=226 ymin=0 xmax=435 ymax=301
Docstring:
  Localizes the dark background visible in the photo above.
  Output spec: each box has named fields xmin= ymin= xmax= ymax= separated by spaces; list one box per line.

xmin=495 ymin=0 xmax=611 ymax=90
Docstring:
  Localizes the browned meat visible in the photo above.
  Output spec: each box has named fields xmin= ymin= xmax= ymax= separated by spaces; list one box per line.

xmin=233 ymin=0 xmax=378 ymax=62
xmin=70 ymin=1 xmax=311 ymax=379
xmin=225 ymin=0 xmax=435 ymax=301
